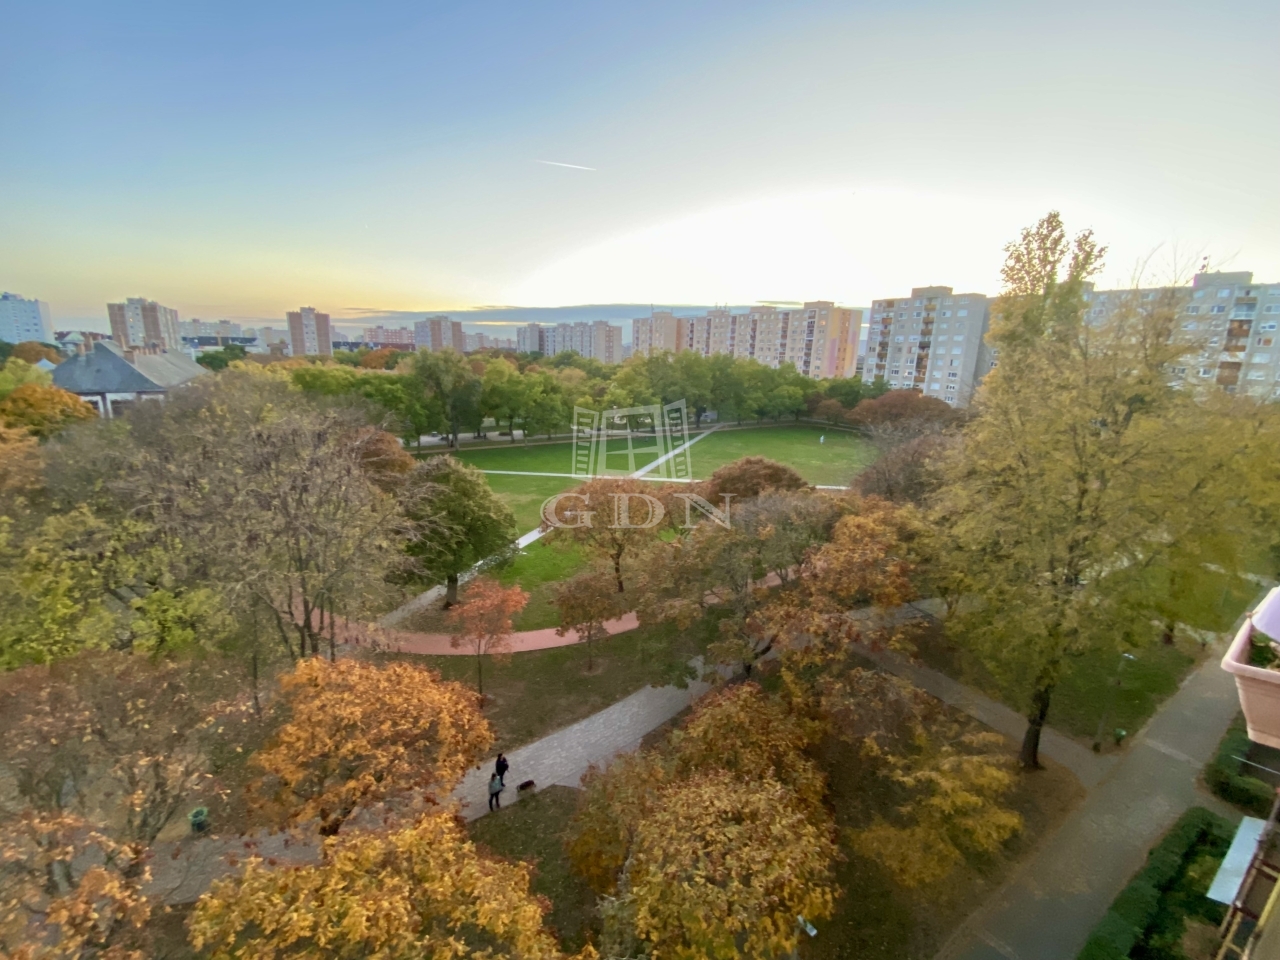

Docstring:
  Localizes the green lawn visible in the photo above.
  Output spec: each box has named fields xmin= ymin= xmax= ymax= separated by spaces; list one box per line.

xmin=495 ymin=538 xmax=589 ymax=630
xmin=469 ymin=786 xmax=597 ymax=952
xmin=692 ymin=424 xmax=877 ymax=486
xmin=455 ymin=441 xmax=580 ymax=475
xmin=388 ymin=614 xmax=719 ymax=750
xmin=481 ymin=473 xmax=577 ymax=534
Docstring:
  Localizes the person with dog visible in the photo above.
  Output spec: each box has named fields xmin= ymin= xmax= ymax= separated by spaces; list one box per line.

xmin=488 ymin=772 xmax=503 ymax=811
xmin=495 ymin=753 xmax=509 ymax=786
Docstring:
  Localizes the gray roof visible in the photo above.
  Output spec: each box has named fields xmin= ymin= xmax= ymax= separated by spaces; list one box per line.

xmin=53 ymin=340 xmax=207 ymax=394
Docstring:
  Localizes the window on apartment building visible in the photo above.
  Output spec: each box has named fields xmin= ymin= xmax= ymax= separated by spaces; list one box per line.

xmin=952 ymin=347 xmax=963 ymax=354
xmin=1198 ymin=368 xmax=1214 ymax=377
xmin=908 ymin=335 xmax=919 ymax=342
xmin=949 ymin=359 xmax=958 ymax=366
xmin=943 ymin=298 xmax=953 ymax=305
xmin=897 ymin=312 xmax=905 ymax=319
xmin=1218 ymin=288 xmax=1232 ymax=297
xmin=895 ymin=336 xmax=905 ymax=342
xmin=1186 ymin=306 xmax=1200 ymax=314
xmin=940 ymin=311 xmax=951 ymax=317
xmin=1193 ymin=290 xmax=1206 ymax=298
xmin=959 ymin=297 xmax=970 ymax=304
xmin=1266 ymin=306 xmax=1280 ymax=314
xmin=1211 ymin=305 xmax=1226 ymax=313
xmin=1248 ymin=370 xmax=1267 ymax=380
xmin=1182 ymin=322 xmax=1198 ymax=331
xmin=915 ymin=299 xmax=923 ymax=306
xmin=947 ymin=372 xmax=958 ymax=378
xmin=1262 ymin=323 xmax=1279 ymax=331
xmin=891 ymin=369 xmax=900 ymax=376
xmin=1142 ymin=292 xmax=1156 ymax=300
xmin=946 ymin=384 xmax=957 ymax=391
xmin=913 ymin=311 xmax=923 ymax=318
xmin=1257 ymin=338 xmax=1274 ymax=347
xmin=956 ymin=309 xmax=969 ymax=317
xmin=1092 ymin=308 xmax=1104 ymax=317
xmin=1172 ymin=367 xmax=1188 ymax=375
xmin=1254 ymin=354 xmax=1273 ymax=364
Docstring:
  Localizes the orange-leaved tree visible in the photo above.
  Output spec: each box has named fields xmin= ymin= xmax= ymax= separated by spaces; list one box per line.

xmin=251 ymin=658 xmax=492 ymax=835
xmin=0 ymin=384 xmax=96 ymax=439
xmin=545 ymin=477 xmax=664 ymax=592
xmin=553 ymin=565 xmax=624 ymax=671
xmin=625 ymin=771 xmax=837 ymax=960
xmin=0 ymin=811 xmax=153 ymax=960
xmin=190 ymin=809 xmax=585 ymax=960
xmin=447 ymin=575 xmax=528 ymax=696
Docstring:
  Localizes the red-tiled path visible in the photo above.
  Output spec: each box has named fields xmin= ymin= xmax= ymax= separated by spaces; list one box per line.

xmin=381 ymin=612 xmax=641 ymax=656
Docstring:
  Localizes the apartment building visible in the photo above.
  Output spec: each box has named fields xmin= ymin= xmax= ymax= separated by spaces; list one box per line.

xmin=516 ymin=320 xmax=624 ymax=362
xmin=108 ymin=297 xmax=182 ymax=351
xmin=631 ymin=311 xmax=684 ymax=357
xmin=179 ymin=320 xmax=243 ymax=339
xmin=287 ymin=306 xmax=332 ymax=357
xmin=864 ymin=287 xmax=993 ymax=406
xmin=1084 ymin=271 xmax=1280 ymax=399
xmin=631 ymin=302 xmax=862 ymax=380
xmin=463 ymin=331 xmax=517 ymax=352
xmin=0 ymin=292 xmax=54 ymax=343
xmin=363 ymin=325 xmax=415 ymax=347
xmin=414 ymin=315 xmax=465 ymax=353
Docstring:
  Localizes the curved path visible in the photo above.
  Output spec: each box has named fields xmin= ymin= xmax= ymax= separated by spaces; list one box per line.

xmin=379 ymin=612 xmax=640 ymax=656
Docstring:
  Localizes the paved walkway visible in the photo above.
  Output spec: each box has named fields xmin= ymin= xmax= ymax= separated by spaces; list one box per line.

xmin=935 ymin=645 xmax=1243 ymax=960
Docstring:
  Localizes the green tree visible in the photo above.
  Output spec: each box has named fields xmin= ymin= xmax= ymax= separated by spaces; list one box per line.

xmin=412 ymin=349 xmax=480 ymax=446
xmin=931 ymin=212 xmax=1255 ymax=767
xmin=408 ymin=456 xmax=517 ymax=605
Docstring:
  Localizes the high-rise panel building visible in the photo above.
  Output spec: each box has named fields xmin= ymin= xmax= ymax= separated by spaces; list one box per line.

xmin=514 ymin=320 xmax=623 ymax=361
xmin=864 ymin=287 xmax=993 ymax=406
xmin=631 ymin=302 xmax=862 ymax=379
xmin=179 ymin=319 xmax=243 ymax=339
xmin=107 ymin=298 xmax=182 ymax=351
xmin=516 ymin=323 xmax=544 ymax=354
xmin=363 ymin=325 xmax=415 ymax=346
xmin=1084 ymin=271 xmax=1280 ymax=399
xmin=0 ymin=292 xmax=54 ymax=343
xmin=287 ymin=307 xmax=332 ymax=357
xmin=414 ymin=315 xmax=465 ymax=352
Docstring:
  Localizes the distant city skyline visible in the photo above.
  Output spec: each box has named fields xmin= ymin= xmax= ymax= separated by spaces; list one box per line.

xmin=4 ymin=1 xmax=1277 ymax=325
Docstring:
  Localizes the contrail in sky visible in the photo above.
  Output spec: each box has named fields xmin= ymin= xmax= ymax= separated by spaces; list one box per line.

xmin=537 ymin=160 xmax=596 ymax=171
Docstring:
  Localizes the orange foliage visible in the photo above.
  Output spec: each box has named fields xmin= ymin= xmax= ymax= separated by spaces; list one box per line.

xmin=8 ymin=343 xmax=61 ymax=366
xmin=0 ymin=384 xmax=96 ymax=439
xmin=190 ymin=809 xmax=588 ymax=960
xmin=447 ymin=576 xmax=528 ymax=695
xmin=702 ymin=455 xmax=807 ymax=502
xmin=251 ymin=658 xmax=492 ymax=835
xmin=0 ymin=426 xmax=42 ymax=495
xmin=359 ymin=347 xmax=400 ymax=369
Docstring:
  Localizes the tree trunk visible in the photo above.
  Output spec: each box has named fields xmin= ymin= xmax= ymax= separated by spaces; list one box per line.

xmin=328 ymin=597 xmax=337 ymax=662
xmin=251 ymin=651 xmax=262 ymax=718
xmin=476 ymin=649 xmax=484 ymax=697
xmin=613 ymin=554 xmax=624 ymax=593
xmin=1019 ymin=684 xmax=1054 ymax=769
xmin=445 ymin=573 xmax=459 ymax=607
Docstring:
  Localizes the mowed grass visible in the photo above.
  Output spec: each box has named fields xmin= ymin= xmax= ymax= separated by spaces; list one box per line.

xmin=496 ymin=538 xmax=589 ymax=630
xmin=455 ymin=441 xmax=579 ymax=475
xmin=482 ymin=473 xmax=577 ymax=533
xmin=385 ymin=615 xmax=718 ymax=750
xmin=469 ymin=786 xmax=597 ymax=953
xmin=692 ymin=424 xmax=877 ymax=486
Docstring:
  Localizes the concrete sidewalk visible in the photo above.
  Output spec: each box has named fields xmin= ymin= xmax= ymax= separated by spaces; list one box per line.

xmin=936 ymin=649 xmax=1242 ymax=960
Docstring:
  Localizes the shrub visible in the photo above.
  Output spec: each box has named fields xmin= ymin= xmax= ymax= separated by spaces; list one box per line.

xmin=1076 ymin=807 xmax=1232 ymax=960
xmin=1204 ymin=719 xmax=1274 ymax=817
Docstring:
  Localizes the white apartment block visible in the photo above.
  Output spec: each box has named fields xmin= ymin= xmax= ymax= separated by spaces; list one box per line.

xmin=631 ymin=302 xmax=862 ymax=380
xmin=414 ymin=315 xmax=465 ymax=353
xmin=1085 ymin=271 xmax=1280 ymax=399
xmin=108 ymin=298 xmax=182 ymax=351
xmin=516 ymin=320 xmax=624 ymax=363
xmin=179 ymin=319 xmax=243 ymax=339
xmin=865 ymin=287 xmax=993 ymax=406
xmin=0 ymin=292 xmax=54 ymax=344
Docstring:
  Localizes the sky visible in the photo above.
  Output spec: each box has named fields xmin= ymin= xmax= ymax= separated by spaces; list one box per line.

xmin=3 ymin=0 xmax=1278 ymax=333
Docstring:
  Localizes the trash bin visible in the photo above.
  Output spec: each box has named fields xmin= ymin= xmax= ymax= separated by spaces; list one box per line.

xmin=188 ymin=807 xmax=210 ymax=835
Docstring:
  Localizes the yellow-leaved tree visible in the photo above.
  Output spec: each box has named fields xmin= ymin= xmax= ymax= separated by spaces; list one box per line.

xmin=626 ymin=771 xmax=837 ymax=960
xmin=251 ymin=658 xmax=492 ymax=834
xmin=190 ymin=809 xmax=590 ymax=960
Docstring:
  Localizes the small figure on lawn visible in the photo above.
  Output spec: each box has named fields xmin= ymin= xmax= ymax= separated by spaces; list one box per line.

xmin=495 ymin=753 xmax=509 ymax=786
xmin=488 ymin=772 xmax=504 ymax=811
xmin=820 ymin=435 xmax=825 ymax=444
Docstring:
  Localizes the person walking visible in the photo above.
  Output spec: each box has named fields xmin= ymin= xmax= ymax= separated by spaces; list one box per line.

xmin=488 ymin=773 xmax=503 ymax=811
xmin=495 ymin=753 xmax=509 ymax=787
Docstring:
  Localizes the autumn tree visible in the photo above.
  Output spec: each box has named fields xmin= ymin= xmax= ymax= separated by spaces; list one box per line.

xmin=852 ymin=432 xmax=951 ymax=504
xmin=702 ymin=455 xmax=807 ymax=502
xmin=929 ymin=212 xmax=1256 ymax=767
xmin=553 ymin=565 xmax=625 ymax=671
xmin=8 ymin=342 xmax=61 ymax=366
xmin=545 ymin=477 xmax=665 ymax=592
xmin=0 ymin=384 xmax=95 ymax=439
xmin=446 ymin=576 xmax=528 ymax=696
xmin=408 ymin=456 xmax=517 ymax=605
xmin=251 ymin=658 xmax=491 ymax=835
xmin=620 ymin=771 xmax=837 ymax=960
xmin=851 ymin=728 xmax=1023 ymax=888
xmin=844 ymin=388 xmax=960 ymax=437
xmin=0 ymin=811 xmax=153 ymax=960
xmin=0 ymin=359 xmax=50 ymax=401
xmin=190 ymin=809 xmax=577 ymax=960
xmin=0 ymin=426 xmax=42 ymax=500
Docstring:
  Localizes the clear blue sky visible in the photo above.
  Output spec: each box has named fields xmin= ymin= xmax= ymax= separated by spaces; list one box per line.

xmin=4 ymin=0 xmax=1278 ymax=327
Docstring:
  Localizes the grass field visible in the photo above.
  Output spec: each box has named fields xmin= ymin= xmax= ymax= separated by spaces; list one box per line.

xmin=481 ymin=472 xmax=578 ymax=533
xmin=690 ymin=424 xmax=877 ymax=486
xmin=469 ymin=786 xmax=597 ymax=952
xmin=388 ymin=613 xmax=719 ymax=750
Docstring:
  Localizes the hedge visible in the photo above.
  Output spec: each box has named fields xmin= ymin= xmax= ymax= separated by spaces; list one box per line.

xmin=1204 ymin=718 xmax=1274 ymax=817
xmin=1076 ymin=807 xmax=1233 ymax=960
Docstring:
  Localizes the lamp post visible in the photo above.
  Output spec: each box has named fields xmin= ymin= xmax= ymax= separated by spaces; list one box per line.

xmin=1093 ymin=652 xmax=1137 ymax=752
